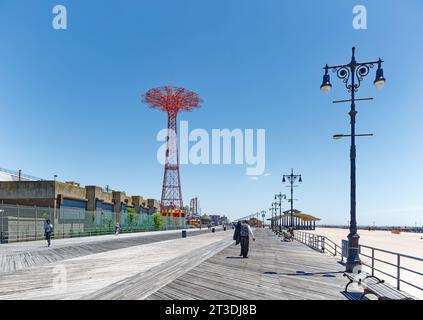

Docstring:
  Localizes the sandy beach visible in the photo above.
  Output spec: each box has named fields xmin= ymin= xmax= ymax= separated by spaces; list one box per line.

xmin=309 ymin=228 xmax=423 ymax=299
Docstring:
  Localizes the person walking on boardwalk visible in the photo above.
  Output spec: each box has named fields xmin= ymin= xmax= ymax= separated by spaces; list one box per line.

xmin=233 ymin=221 xmax=241 ymax=247
xmin=44 ymin=219 xmax=53 ymax=247
xmin=114 ymin=223 xmax=121 ymax=236
xmin=239 ymin=220 xmax=255 ymax=258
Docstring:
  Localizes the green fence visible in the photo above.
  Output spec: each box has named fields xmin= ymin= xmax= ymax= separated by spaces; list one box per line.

xmin=0 ymin=204 xmax=186 ymax=243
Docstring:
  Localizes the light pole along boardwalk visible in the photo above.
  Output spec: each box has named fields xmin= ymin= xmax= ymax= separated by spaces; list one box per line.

xmin=0 ymin=229 xmax=349 ymax=300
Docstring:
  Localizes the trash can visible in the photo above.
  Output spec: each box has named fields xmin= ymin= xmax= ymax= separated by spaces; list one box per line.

xmin=182 ymin=230 xmax=187 ymax=238
xmin=223 ymin=226 xmax=227 ymax=231
xmin=212 ymin=227 xmax=215 ymax=233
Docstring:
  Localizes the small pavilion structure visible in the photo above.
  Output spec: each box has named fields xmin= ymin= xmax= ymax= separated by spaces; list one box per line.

xmin=267 ymin=209 xmax=320 ymax=231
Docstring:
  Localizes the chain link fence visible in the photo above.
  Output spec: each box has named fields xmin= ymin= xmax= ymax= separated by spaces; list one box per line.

xmin=0 ymin=203 xmax=186 ymax=243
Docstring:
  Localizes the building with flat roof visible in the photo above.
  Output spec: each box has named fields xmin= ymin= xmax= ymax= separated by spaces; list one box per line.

xmin=0 ymin=168 xmax=160 ymax=218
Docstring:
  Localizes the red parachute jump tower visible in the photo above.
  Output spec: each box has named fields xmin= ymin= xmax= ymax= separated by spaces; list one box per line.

xmin=142 ymin=86 xmax=202 ymax=218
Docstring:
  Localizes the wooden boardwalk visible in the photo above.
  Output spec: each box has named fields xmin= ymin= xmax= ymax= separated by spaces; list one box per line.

xmin=0 ymin=231 xmax=233 ymax=300
xmin=0 ymin=228 xmax=349 ymax=300
xmin=148 ymin=229 xmax=347 ymax=300
xmin=0 ymin=228 xmax=215 ymax=273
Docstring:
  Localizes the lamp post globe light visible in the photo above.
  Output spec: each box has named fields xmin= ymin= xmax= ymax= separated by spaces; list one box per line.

xmin=273 ymin=202 xmax=282 ymax=231
xmin=269 ymin=205 xmax=274 ymax=231
xmin=261 ymin=210 xmax=266 ymax=228
xmin=270 ymin=203 xmax=277 ymax=231
xmin=321 ymin=47 xmax=385 ymax=274
xmin=275 ymin=193 xmax=287 ymax=231
xmin=320 ymin=66 xmax=333 ymax=93
xmin=282 ymin=169 xmax=302 ymax=228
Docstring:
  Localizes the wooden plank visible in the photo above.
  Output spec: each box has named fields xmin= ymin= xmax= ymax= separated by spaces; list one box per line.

xmin=147 ymin=229 xmax=347 ymax=300
xmin=0 ymin=228 xmax=218 ymax=274
xmin=0 ymin=232 xmax=232 ymax=300
xmin=0 ymin=229 xmax=356 ymax=300
xmin=83 ymin=238 xmax=233 ymax=300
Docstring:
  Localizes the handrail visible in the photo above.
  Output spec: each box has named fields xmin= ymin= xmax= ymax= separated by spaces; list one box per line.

xmin=293 ymin=230 xmax=423 ymax=293
xmin=294 ymin=230 xmax=344 ymax=261
xmin=360 ymin=244 xmax=423 ymax=262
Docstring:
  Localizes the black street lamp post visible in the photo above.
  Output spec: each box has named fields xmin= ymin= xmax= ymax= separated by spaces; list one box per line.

xmin=270 ymin=202 xmax=276 ymax=231
xmin=282 ymin=169 xmax=302 ymax=228
xmin=321 ymin=47 xmax=386 ymax=273
xmin=275 ymin=193 xmax=286 ymax=230
xmin=273 ymin=201 xmax=279 ymax=231
xmin=261 ymin=210 xmax=266 ymax=228
xmin=269 ymin=205 xmax=273 ymax=230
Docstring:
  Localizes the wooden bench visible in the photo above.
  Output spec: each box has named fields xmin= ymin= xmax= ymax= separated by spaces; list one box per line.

xmin=344 ymin=272 xmax=414 ymax=300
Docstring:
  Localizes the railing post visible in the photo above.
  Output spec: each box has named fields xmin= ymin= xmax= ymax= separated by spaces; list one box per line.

xmin=0 ymin=204 xmax=3 ymax=244
xmin=322 ymin=237 xmax=325 ymax=253
xmin=35 ymin=206 xmax=37 ymax=241
xmin=17 ymin=204 xmax=20 ymax=242
xmin=371 ymin=248 xmax=375 ymax=276
xmin=397 ymin=255 xmax=401 ymax=290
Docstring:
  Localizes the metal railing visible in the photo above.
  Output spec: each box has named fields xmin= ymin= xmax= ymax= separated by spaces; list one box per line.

xmin=360 ymin=244 xmax=423 ymax=292
xmin=293 ymin=230 xmax=423 ymax=292
xmin=0 ymin=167 xmax=45 ymax=181
xmin=294 ymin=230 xmax=344 ymax=261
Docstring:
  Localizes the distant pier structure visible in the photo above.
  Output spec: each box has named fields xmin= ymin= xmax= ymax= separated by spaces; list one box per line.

xmin=268 ymin=209 xmax=320 ymax=230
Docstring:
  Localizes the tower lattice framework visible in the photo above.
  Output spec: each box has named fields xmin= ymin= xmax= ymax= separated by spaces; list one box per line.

xmin=143 ymin=86 xmax=202 ymax=218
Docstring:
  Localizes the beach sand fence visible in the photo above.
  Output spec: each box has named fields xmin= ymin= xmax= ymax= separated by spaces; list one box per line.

xmin=306 ymin=228 xmax=423 ymax=299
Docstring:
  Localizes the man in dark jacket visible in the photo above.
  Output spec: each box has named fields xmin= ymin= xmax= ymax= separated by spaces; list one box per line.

xmin=233 ymin=221 xmax=241 ymax=247
xmin=239 ymin=221 xmax=255 ymax=258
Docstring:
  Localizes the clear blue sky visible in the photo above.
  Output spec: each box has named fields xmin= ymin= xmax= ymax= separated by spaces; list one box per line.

xmin=0 ymin=0 xmax=422 ymax=226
